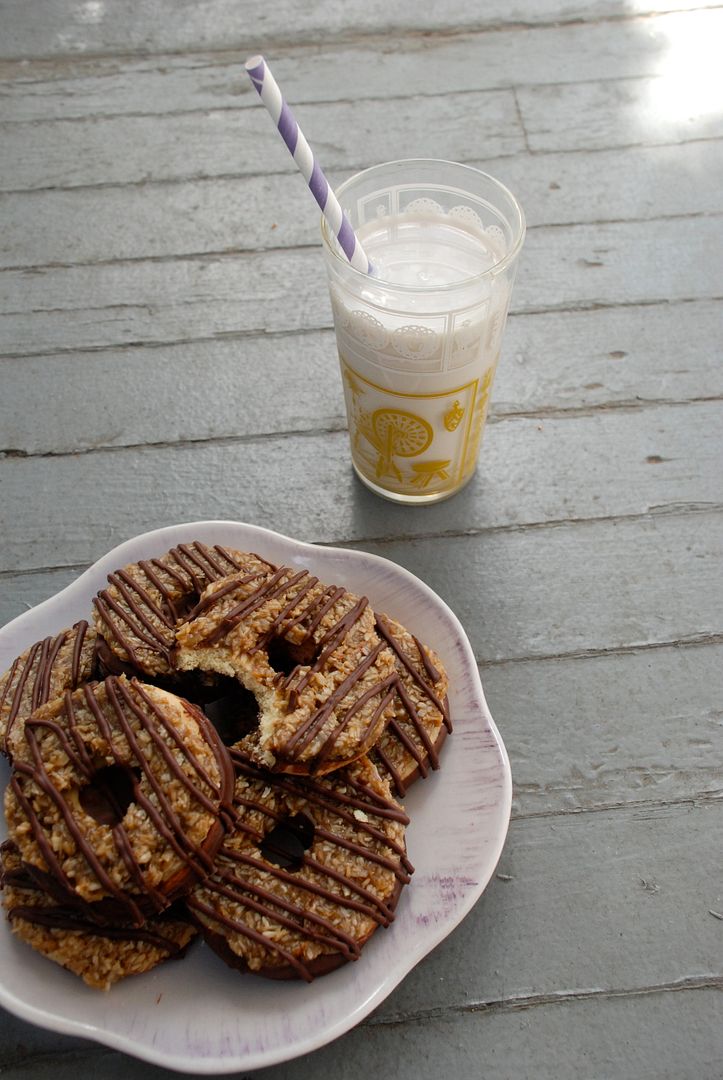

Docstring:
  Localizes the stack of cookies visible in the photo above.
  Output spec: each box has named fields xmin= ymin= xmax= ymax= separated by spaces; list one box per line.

xmin=0 ymin=541 xmax=451 ymax=989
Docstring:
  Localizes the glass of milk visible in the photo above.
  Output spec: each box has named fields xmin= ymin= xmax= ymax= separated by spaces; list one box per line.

xmin=321 ymin=159 xmax=525 ymax=504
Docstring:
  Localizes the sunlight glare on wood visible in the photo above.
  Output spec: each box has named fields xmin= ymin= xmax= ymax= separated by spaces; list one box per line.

xmin=648 ymin=9 xmax=723 ymax=126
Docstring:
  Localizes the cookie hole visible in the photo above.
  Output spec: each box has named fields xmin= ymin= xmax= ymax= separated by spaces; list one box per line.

xmin=94 ymin=636 xmax=145 ymax=680
xmin=203 ymin=678 xmax=260 ymax=746
xmin=171 ymin=591 xmax=201 ymax=623
xmin=266 ymin=636 xmax=320 ymax=677
xmin=79 ymin=764 xmax=140 ymax=826
xmin=260 ymin=813 xmax=315 ymax=872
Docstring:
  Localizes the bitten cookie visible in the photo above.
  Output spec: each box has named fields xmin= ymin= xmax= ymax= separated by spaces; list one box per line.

xmin=371 ymin=614 xmax=452 ymax=796
xmin=93 ymin=542 xmax=275 ymax=679
xmin=186 ymin=748 xmax=412 ymax=981
xmin=4 ymin=676 xmax=234 ymax=923
xmin=0 ymin=840 xmax=197 ymax=990
xmin=175 ymin=566 xmax=398 ymax=775
xmin=0 ymin=621 xmax=97 ymax=759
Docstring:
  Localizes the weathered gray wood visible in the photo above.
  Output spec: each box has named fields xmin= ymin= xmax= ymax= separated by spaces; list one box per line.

xmin=0 ymin=331 xmax=345 ymax=453
xmin=3 ymin=10 xmax=721 ymax=122
xmin=0 ymin=402 xmax=720 ymax=573
xmin=3 ymin=139 xmax=722 ymax=270
xmin=496 ymin=300 xmax=723 ymax=413
xmin=1 ymin=805 xmax=721 ymax=1078
xmin=518 ymin=76 xmax=723 ymax=152
xmin=1 ymin=216 xmax=721 ymax=356
xmin=1 ymin=0 xmax=718 ymax=60
xmin=1 ymin=558 xmax=718 ymax=818
xmin=483 ymin=643 xmax=723 ymax=815
xmin=3 ymin=67 xmax=721 ymax=198
xmin=2 ymin=299 xmax=720 ymax=455
xmin=0 ymin=89 xmax=523 ymax=194
xmin=1 ymin=3 xmax=721 ymax=1076
xmin=2 ymin=987 xmax=722 ymax=1080
xmin=358 ymin=512 xmax=723 ymax=662
xmin=379 ymin=801 xmax=723 ymax=1015
xmin=0 ymin=567 xmax=82 ymax=625
xmin=0 ymin=510 xmax=721 ymax=667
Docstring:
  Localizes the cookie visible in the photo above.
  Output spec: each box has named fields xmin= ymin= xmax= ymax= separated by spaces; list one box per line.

xmin=0 ymin=840 xmax=197 ymax=991
xmin=371 ymin=614 xmax=452 ymax=796
xmin=186 ymin=748 xmax=412 ymax=981
xmin=4 ymin=676 xmax=234 ymax=923
xmin=93 ymin=542 xmax=275 ymax=679
xmin=0 ymin=621 xmax=97 ymax=759
xmin=174 ymin=566 xmax=398 ymax=775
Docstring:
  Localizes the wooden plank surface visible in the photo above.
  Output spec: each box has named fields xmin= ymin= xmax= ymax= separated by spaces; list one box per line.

xmin=378 ymin=801 xmax=723 ymax=1014
xmin=1 ymin=216 xmax=722 ymax=357
xmin=3 ymin=76 xmax=721 ymax=201
xmin=1 ymin=9 xmax=721 ymax=122
xmin=1 ymin=804 xmax=721 ymax=1078
xmin=0 ymin=89 xmax=524 ymax=193
xmin=1 ymin=1 xmax=721 ymax=1077
xmin=1 ymin=0 xmax=719 ymax=59
xmin=1 ymin=298 xmax=720 ymax=455
xmin=484 ymin=642 xmax=723 ymax=815
xmin=3 ymin=140 xmax=723 ymax=270
xmin=1 ymin=511 xmax=721 ymax=664
xmin=0 ymin=20 xmax=695 ymax=120
xmin=1 ymin=404 xmax=721 ymax=573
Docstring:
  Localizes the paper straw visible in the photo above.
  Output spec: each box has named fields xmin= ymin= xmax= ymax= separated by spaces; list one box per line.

xmin=244 ymin=55 xmax=373 ymax=275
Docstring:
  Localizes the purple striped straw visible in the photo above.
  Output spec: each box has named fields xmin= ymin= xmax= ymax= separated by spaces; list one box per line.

xmin=244 ymin=55 xmax=373 ymax=275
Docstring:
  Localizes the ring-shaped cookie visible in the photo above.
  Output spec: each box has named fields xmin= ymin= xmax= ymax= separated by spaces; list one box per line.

xmin=93 ymin=543 xmax=275 ymax=679
xmin=187 ymin=748 xmax=412 ymax=981
xmin=1 ymin=840 xmax=197 ymax=990
xmin=0 ymin=621 xmax=97 ymax=758
xmin=175 ymin=566 xmax=399 ymax=775
xmin=4 ymin=675 xmax=234 ymax=923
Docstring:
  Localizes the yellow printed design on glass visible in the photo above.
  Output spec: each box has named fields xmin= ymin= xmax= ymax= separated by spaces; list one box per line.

xmin=341 ymin=358 xmax=493 ymax=497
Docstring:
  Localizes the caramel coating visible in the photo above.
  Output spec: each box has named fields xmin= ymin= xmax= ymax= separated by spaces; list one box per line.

xmin=175 ymin=567 xmax=398 ymax=775
xmin=5 ymin=676 xmax=234 ymax=920
xmin=0 ymin=621 xmax=97 ymax=758
xmin=187 ymin=750 xmax=412 ymax=980
xmin=1 ymin=841 xmax=197 ymax=991
xmin=371 ymin=614 xmax=451 ymax=796
xmin=93 ymin=543 xmax=273 ymax=678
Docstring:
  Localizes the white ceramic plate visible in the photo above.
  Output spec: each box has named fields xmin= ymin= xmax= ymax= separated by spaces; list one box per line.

xmin=0 ymin=521 xmax=511 ymax=1074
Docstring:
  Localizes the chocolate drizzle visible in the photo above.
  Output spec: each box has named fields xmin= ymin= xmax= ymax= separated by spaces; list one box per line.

xmin=9 ymin=905 xmax=187 ymax=955
xmin=0 ymin=621 xmax=93 ymax=756
xmin=187 ymin=567 xmax=398 ymax=767
xmin=93 ymin=543 xmax=270 ymax=674
xmin=0 ymin=540 xmax=459 ymax=990
xmin=7 ymin=676 xmax=233 ymax=923
xmin=187 ymin=750 xmax=412 ymax=981
xmin=1 ymin=841 xmax=190 ymax=960
xmin=372 ymin=615 xmax=452 ymax=796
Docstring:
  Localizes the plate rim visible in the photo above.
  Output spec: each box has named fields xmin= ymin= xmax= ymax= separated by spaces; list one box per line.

xmin=0 ymin=520 xmax=512 ymax=1073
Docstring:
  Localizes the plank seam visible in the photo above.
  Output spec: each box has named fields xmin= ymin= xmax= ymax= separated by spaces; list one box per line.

xmin=8 ymin=63 xmax=689 ymax=127
xmin=0 ymin=5 xmax=717 ymax=65
xmin=476 ymin=632 xmax=723 ymax=668
xmin=1 ymin=300 xmax=722 ymax=362
xmin=1 ymin=134 xmax=722 ymax=198
xmin=0 ymin=294 xmax=719 ymax=362
xmin=0 ymin=209 xmax=720 ymax=275
xmin=330 ymin=505 xmax=723 ymax=549
xmin=1 ymin=68 xmax=716 ymax=127
xmin=368 ymin=974 xmax=723 ymax=1028
xmin=3 ymin=395 xmax=722 ymax=460
xmin=1 ymin=511 xmax=722 ymax=584
xmin=510 ymin=791 xmax=723 ymax=822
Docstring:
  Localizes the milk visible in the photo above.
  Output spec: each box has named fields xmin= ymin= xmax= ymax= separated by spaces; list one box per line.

xmin=328 ymin=212 xmax=512 ymax=500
